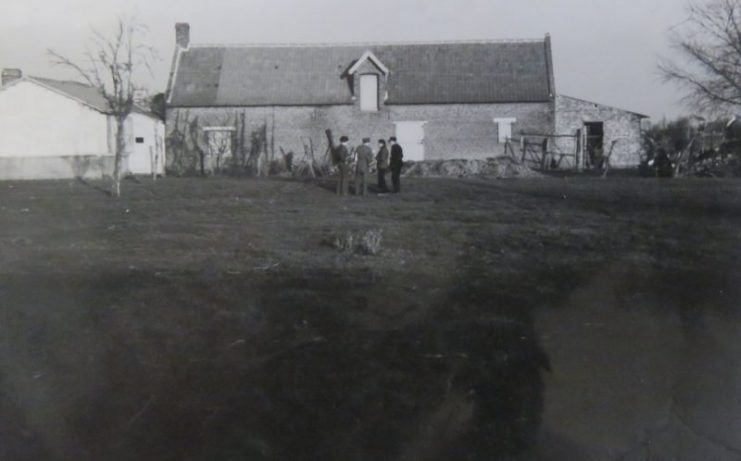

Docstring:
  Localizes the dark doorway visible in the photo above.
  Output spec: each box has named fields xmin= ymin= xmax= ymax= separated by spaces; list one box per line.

xmin=584 ymin=122 xmax=604 ymax=168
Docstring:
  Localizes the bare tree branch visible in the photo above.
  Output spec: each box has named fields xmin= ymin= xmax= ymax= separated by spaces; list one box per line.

xmin=661 ymin=0 xmax=741 ymax=114
xmin=47 ymin=14 xmax=158 ymax=197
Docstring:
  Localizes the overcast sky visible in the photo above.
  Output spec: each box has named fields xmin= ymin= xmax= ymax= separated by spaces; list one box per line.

xmin=0 ymin=0 xmax=702 ymax=120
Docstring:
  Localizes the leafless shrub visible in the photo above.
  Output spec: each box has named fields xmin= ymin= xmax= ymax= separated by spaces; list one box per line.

xmin=357 ymin=229 xmax=383 ymax=255
xmin=322 ymin=229 xmax=383 ymax=255
xmin=268 ymin=159 xmax=288 ymax=176
xmin=292 ymin=158 xmax=333 ymax=178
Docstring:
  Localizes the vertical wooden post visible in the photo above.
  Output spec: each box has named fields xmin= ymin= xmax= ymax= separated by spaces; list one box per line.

xmin=520 ymin=137 xmax=527 ymax=163
xmin=151 ymin=124 xmax=158 ymax=181
xmin=575 ymin=129 xmax=583 ymax=172
xmin=541 ymin=138 xmax=549 ymax=170
xmin=239 ymin=112 xmax=246 ymax=169
xmin=270 ymin=109 xmax=276 ymax=162
xmin=303 ymin=140 xmax=316 ymax=178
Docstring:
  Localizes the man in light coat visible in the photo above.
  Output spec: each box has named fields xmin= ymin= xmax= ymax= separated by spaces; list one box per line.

xmin=334 ymin=136 xmax=351 ymax=196
xmin=354 ymin=137 xmax=374 ymax=196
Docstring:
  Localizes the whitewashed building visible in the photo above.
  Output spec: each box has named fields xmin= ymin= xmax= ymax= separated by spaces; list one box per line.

xmin=0 ymin=68 xmax=165 ymax=180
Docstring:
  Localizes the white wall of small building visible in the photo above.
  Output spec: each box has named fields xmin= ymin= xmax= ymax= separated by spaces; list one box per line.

xmin=122 ymin=112 xmax=165 ymax=176
xmin=0 ymin=80 xmax=111 ymax=157
xmin=0 ymin=79 xmax=165 ymax=180
xmin=0 ymin=80 xmax=113 ymax=179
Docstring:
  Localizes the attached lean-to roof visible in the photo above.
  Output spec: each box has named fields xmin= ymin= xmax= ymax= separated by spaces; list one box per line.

xmin=557 ymin=94 xmax=650 ymax=119
xmin=168 ymin=39 xmax=555 ymax=107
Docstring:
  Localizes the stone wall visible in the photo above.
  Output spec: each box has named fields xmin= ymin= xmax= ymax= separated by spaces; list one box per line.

xmin=555 ymin=95 xmax=645 ymax=168
xmin=165 ymin=101 xmax=554 ymax=175
xmin=0 ymin=155 xmax=114 ymax=180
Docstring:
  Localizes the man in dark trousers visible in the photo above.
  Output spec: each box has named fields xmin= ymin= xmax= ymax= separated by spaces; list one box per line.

xmin=375 ymin=139 xmax=390 ymax=192
xmin=334 ymin=136 xmax=351 ymax=196
xmin=389 ymin=137 xmax=404 ymax=193
xmin=354 ymin=137 xmax=374 ymax=196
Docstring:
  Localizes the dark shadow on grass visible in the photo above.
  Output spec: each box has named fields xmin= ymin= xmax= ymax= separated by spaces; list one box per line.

xmin=315 ymin=177 xmax=341 ymax=194
xmin=0 ymin=373 xmax=51 ymax=461
xmin=465 ymin=176 xmax=741 ymax=218
xmin=75 ymin=176 xmax=112 ymax=197
xmin=0 ymin=265 xmax=551 ymax=461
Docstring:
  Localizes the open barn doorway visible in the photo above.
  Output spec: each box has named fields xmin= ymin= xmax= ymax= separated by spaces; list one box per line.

xmin=584 ymin=122 xmax=604 ymax=168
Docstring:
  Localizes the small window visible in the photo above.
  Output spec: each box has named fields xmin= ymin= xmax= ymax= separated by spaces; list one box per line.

xmin=135 ymin=137 xmax=145 ymax=144
xmin=494 ymin=118 xmax=517 ymax=143
xmin=360 ymin=74 xmax=379 ymax=112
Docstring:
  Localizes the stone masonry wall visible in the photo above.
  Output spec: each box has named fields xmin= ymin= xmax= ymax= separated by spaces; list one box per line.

xmin=555 ymin=95 xmax=644 ymax=168
xmin=165 ymin=101 xmax=554 ymax=175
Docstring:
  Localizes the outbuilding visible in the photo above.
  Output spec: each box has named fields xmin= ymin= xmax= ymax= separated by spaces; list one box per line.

xmin=0 ymin=69 xmax=165 ymax=180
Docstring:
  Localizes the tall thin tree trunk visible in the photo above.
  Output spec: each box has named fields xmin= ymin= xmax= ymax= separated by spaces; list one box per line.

xmin=113 ymin=116 xmax=126 ymax=198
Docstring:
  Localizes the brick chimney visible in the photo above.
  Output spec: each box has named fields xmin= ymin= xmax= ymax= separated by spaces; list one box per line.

xmin=176 ymin=23 xmax=190 ymax=48
xmin=133 ymin=88 xmax=149 ymax=106
xmin=1 ymin=68 xmax=22 ymax=87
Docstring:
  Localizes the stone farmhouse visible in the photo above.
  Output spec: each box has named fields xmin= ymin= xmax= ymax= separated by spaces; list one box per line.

xmin=0 ymin=69 xmax=165 ymax=180
xmin=165 ymin=23 xmax=646 ymax=175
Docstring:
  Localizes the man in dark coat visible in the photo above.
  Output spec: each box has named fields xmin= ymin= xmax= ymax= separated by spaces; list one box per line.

xmin=375 ymin=139 xmax=390 ymax=192
xmin=354 ymin=138 xmax=374 ymax=196
xmin=334 ymin=136 xmax=351 ymax=196
xmin=389 ymin=137 xmax=404 ymax=193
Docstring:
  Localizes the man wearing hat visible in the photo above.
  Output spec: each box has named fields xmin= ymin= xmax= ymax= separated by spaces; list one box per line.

xmin=354 ymin=137 xmax=374 ymax=196
xmin=334 ymin=136 xmax=351 ymax=196
xmin=375 ymin=139 xmax=390 ymax=192
xmin=389 ymin=137 xmax=404 ymax=193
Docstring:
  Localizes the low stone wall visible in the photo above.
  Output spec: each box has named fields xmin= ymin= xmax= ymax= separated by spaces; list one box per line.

xmin=0 ymin=155 xmax=114 ymax=180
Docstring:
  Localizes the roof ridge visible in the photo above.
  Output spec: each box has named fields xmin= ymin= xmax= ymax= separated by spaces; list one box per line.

xmin=187 ymin=37 xmax=546 ymax=49
xmin=29 ymin=75 xmax=95 ymax=88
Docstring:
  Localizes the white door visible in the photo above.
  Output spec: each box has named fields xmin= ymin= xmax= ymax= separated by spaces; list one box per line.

xmin=360 ymin=74 xmax=379 ymax=111
xmin=394 ymin=121 xmax=426 ymax=161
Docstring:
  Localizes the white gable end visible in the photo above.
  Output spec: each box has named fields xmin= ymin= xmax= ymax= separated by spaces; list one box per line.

xmin=0 ymin=80 xmax=110 ymax=158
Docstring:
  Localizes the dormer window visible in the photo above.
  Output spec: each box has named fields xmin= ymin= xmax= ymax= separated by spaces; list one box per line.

xmin=348 ymin=50 xmax=389 ymax=112
xmin=360 ymin=74 xmax=379 ymax=112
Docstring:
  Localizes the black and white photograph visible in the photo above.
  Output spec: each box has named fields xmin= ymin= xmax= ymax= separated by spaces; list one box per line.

xmin=1 ymin=0 xmax=741 ymax=459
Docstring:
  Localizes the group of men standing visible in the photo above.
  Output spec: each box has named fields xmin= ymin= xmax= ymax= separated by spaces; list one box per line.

xmin=333 ymin=136 xmax=404 ymax=196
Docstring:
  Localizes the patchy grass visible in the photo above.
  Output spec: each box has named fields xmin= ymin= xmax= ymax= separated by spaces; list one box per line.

xmin=1 ymin=176 xmax=740 ymax=460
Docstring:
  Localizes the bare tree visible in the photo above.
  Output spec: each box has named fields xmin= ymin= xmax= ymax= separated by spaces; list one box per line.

xmin=48 ymin=15 xmax=157 ymax=197
xmin=660 ymin=0 xmax=741 ymax=113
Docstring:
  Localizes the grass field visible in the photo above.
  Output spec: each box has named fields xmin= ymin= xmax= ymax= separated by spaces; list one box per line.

xmin=1 ymin=175 xmax=741 ymax=460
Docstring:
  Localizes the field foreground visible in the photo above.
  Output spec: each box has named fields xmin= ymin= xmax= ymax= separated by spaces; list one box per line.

xmin=1 ymin=176 xmax=741 ymax=460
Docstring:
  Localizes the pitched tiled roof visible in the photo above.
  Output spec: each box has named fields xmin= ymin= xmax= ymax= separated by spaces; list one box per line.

xmin=26 ymin=76 xmax=157 ymax=117
xmin=168 ymin=39 xmax=554 ymax=107
xmin=30 ymin=77 xmax=111 ymax=112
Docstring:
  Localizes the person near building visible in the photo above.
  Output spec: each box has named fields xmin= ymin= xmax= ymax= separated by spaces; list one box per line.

xmin=389 ymin=137 xmax=404 ymax=193
xmin=375 ymin=139 xmax=390 ymax=192
xmin=354 ymin=137 xmax=374 ymax=196
xmin=333 ymin=136 xmax=351 ymax=196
